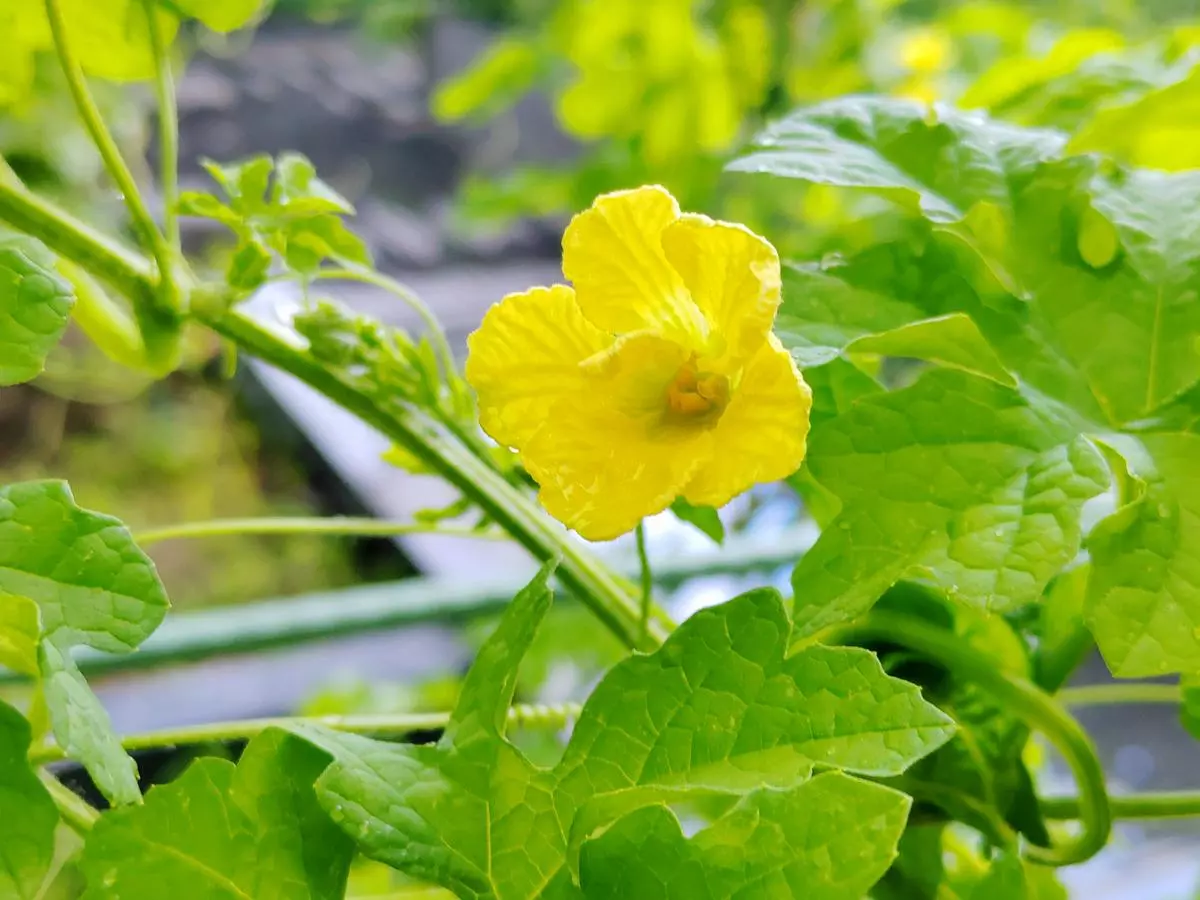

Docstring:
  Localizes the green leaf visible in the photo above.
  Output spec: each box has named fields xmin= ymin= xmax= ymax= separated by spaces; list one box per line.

xmin=227 ymin=239 xmax=273 ymax=292
xmin=1087 ymin=432 xmax=1200 ymax=676
xmin=169 ymin=0 xmax=265 ymax=32
xmin=669 ymin=497 xmax=724 ymax=544
xmin=39 ymin=640 xmax=140 ymax=806
xmin=294 ymin=575 xmax=952 ymax=899
xmin=273 ymin=152 xmax=355 ymax=216
xmin=79 ymin=729 xmax=354 ymax=899
xmin=0 ymin=701 xmax=57 ymax=900
xmin=1070 ymin=67 xmax=1200 ymax=171
xmin=792 ymin=369 xmax=1109 ymax=637
xmin=0 ymin=481 xmax=169 ymax=654
xmin=730 ymin=96 xmax=1066 ymax=224
xmin=0 ymin=591 xmax=40 ymax=676
xmin=752 ymin=99 xmax=1200 ymax=427
xmin=575 ymin=773 xmax=910 ymax=900
xmin=0 ymin=235 xmax=75 ymax=386
xmin=1005 ymin=162 xmax=1200 ymax=425
xmin=432 ymin=38 xmax=542 ymax=122
xmin=176 ymin=192 xmax=241 ymax=227
xmin=283 ymin=216 xmax=371 ymax=273
xmin=201 ymin=155 xmax=273 ymax=213
xmin=846 ymin=314 xmax=1015 ymax=386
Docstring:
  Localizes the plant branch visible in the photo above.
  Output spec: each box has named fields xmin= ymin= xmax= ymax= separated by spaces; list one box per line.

xmin=1057 ymin=683 xmax=1180 ymax=707
xmin=134 ymin=517 xmax=509 ymax=546
xmin=1043 ymin=790 xmax=1200 ymax=821
xmin=825 ymin=611 xmax=1111 ymax=867
xmin=636 ymin=522 xmax=653 ymax=640
xmin=143 ymin=0 xmax=181 ymax=255
xmin=310 ymin=268 xmax=461 ymax=397
xmin=30 ymin=703 xmax=582 ymax=764
xmin=38 ymin=771 xmax=99 ymax=833
xmin=44 ymin=0 xmax=175 ymax=303
xmin=190 ymin=304 xmax=669 ymax=651
xmin=0 ymin=178 xmax=156 ymax=306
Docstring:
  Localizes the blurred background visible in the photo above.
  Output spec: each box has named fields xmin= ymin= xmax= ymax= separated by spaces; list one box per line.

xmin=3 ymin=0 xmax=1200 ymax=896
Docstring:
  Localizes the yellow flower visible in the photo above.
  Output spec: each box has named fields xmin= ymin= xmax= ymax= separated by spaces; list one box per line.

xmin=465 ymin=185 xmax=812 ymax=541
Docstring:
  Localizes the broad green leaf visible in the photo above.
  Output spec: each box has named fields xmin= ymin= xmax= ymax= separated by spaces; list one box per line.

xmin=1006 ymin=162 xmax=1200 ymax=425
xmin=1087 ymin=432 xmax=1200 ymax=676
xmin=294 ymin=574 xmax=952 ymax=899
xmin=0 ymin=590 xmax=40 ymax=675
xmin=39 ymin=640 xmax=140 ymax=806
xmin=201 ymin=155 xmax=273 ymax=213
xmin=0 ymin=235 xmax=75 ymax=386
xmin=801 ymin=356 xmax=882 ymax=427
xmin=575 ymin=773 xmax=909 ymax=900
xmin=0 ymin=701 xmax=57 ymax=900
xmin=748 ymin=99 xmax=1200 ymax=427
xmin=226 ymin=239 xmax=273 ymax=292
xmin=669 ymin=497 xmax=724 ymax=544
xmin=792 ymin=369 xmax=1109 ymax=637
xmin=79 ymin=729 xmax=354 ymax=899
xmin=845 ymin=314 xmax=1015 ymax=386
xmin=0 ymin=481 xmax=169 ymax=654
xmin=779 ymin=259 xmax=1016 ymax=381
xmin=729 ymin=96 xmax=1066 ymax=224
xmin=1070 ymin=67 xmax=1200 ymax=170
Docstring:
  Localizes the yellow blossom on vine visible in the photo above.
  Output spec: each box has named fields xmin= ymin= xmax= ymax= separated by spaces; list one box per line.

xmin=466 ymin=185 xmax=812 ymax=541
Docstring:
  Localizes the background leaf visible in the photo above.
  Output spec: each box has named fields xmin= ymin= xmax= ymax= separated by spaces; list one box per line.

xmin=0 ymin=235 xmax=75 ymax=386
xmin=79 ymin=729 xmax=354 ymax=899
xmin=295 ymin=579 xmax=951 ymax=899
xmin=669 ymin=497 xmax=724 ymax=544
xmin=0 ymin=701 xmax=58 ymax=900
xmin=0 ymin=480 xmax=169 ymax=654
xmin=575 ymin=773 xmax=910 ymax=900
xmin=792 ymin=369 xmax=1109 ymax=636
xmin=1087 ymin=432 xmax=1200 ymax=676
xmin=0 ymin=591 xmax=40 ymax=676
xmin=39 ymin=640 xmax=140 ymax=806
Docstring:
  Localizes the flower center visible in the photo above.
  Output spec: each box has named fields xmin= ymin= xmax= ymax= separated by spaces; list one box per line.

xmin=665 ymin=357 xmax=730 ymax=424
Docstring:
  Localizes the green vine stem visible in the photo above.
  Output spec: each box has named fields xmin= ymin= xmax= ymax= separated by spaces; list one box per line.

xmin=825 ymin=611 xmax=1112 ymax=867
xmin=1043 ymin=791 xmax=1200 ymax=821
xmin=134 ymin=517 xmax=509 ymax=546
xmin=142 ymin=0 xmax=181 ymax=256
xmin=44 ymin=0 xmax=176 ymax=305
xmin=190 ymin=304 xmax=670 ymax=651
xmin=30 ymin=703 xmax=582 ymax=765
xmin=0 ymin=177 xmax=156 ymax=306
xmin=636 ymin=521 xmax=653 ymax=639
xmin=38 ymin=771 xmax=99 ymax=834
xmin=1056 ymin=683 xmax=1180 ymax=707
xmin=309 ymin=268 xmax=463 ymax=403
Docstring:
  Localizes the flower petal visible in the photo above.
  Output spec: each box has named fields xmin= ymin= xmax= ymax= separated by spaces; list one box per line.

xmin=563 ymin=185 xmax=708 ymax=346
xmin=661 ymin=213 xmax=781 ymax=369
xmin=465 ymin=284 xmax=610 ymax=450
xmin=523 ymin=333 xmax=712 ymax=541
xmin=682 ymin=335 xmax=812 ymax=508
xmin=525 ymin=402 xmax=712 ymax=541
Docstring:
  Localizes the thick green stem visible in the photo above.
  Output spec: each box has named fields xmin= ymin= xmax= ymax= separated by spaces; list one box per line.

xmin=1057 ymin=683 xmax=1180 ymax=707
xmin=1043 ymin=791 xmax=1200 ymax=821
xmin=192 ymin=305 xmax=668 ymax=651
xmin=143 ymin=0 xmax=181 ymax=255
xmin=39 ymin=771 xmax=98 ymax=834
xmin=31 ymin=703 xmax=581 ymax=764
xmin=44 ymin=0 xmax=175 ymax=302
xmin=0 ymin=178 xmax=156 ymax=305
xmin=826 ymin=612 xmax=1112 ymax=867
xmin=135 ymin=517 xmax=507 ymax=546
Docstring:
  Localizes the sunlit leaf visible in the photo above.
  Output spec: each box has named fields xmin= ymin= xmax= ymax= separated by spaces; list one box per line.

xmin=0 ymin=236 xmax=75 ymax=386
